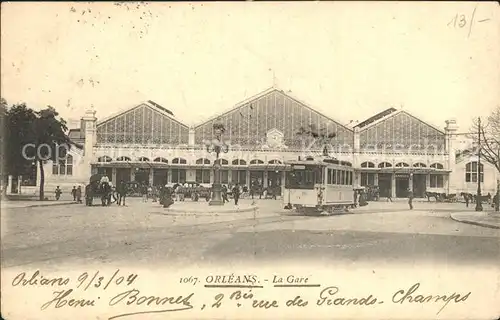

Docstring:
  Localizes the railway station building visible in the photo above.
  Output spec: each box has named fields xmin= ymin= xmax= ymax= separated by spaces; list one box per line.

xmin=9 ymin=87 xmax=499 ymax=198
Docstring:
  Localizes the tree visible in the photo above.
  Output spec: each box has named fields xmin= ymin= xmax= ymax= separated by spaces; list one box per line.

xmin=470 ymin=106 xmax=500 ymax=211
xmin=33 ymin=106 xmax=72 ymax=200
xmin=4 ymin=102 xmax=72 ymax=200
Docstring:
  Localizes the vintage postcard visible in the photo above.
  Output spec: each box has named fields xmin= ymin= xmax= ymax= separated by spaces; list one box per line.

xmin=1 ymin=1 xmax=499 ymax=319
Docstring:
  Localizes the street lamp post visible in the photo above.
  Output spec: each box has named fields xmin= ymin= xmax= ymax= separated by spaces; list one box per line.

xmin=205 ymin=122 xmax=229 ymax=206
xmin=475 ymin=117 xmax=483 ymax=212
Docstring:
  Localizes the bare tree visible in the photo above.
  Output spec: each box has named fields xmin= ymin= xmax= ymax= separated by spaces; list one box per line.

xmin=470 ymin=107 xmax=500 ymax=173
xmin=470 ymin=106 xmax=500 ymax=211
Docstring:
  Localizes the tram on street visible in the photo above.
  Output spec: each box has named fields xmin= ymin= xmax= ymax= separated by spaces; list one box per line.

xmin=283 ymin=156 xmax=355 ymax=214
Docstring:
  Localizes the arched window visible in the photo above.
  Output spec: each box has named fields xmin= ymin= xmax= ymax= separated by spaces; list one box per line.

xmin=138 ymin=157 xmax=150 ymax=162
xmin=268 ymin=159 xmax=282 ymax=164
xmin=413 ymin=163 xmax=426 ymax=168
xmin=232 ymin=159 xmax=246 ymax=165
xmin=361 ymin=162 xmax=375 ymax=168
xmin=220 ymin=159 xmax=229 ymax=165
xmin=250 ymin=159 xmax=264 ymax=165
xmin=378 ymin=162 xmax=392 ymax=168
xmin=98 ymin=156 xmax=112 ymax=162
xmin=465 ymin=161 xmax=484 ymax=183
xmin=116 ymin=156 xmax=131 ymax=161
xmin=395 ymin=162 xmax=409 ymax=167
xmin=196 ymin=158 xmax=211 ymax=165
xmin=172 ymin=158 xmax=187 ymax=164
xmin=430 ymin=163 xmax=444 ymax=169
xmin=153 ymin=157 xmax=168 ymax=163
xmin=52 ymin=155 xmax=73 ymax=176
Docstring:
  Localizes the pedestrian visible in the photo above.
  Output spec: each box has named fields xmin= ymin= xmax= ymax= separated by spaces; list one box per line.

xmin=141 ymin=184 xmax=148 ymax=202
xmin=465 ymin=193 xmax=469 ymax=208
xmin=353 ymin=189 xmax=358 ymax=207
xmin=232 ymin=183 xmax=240 ymax=205
xmin=147 ymin=184 xmax=153 ymax=201
xmin=222 ymin=185 xmax=229 ymax=203
xmin=54 ymin=186 xmax=62 ymax=200
xmin=76 ymin=186 xmax=82 ymax=203
xmin=117 ymin=181 xmax=126 ymax=206
xmin=71 ymin=186 xmax=77 ymax=201
xmin=407 ymin=188 xmax=414 ymax=210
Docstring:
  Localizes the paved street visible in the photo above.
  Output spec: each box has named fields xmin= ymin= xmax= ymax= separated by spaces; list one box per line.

xmin=1 ymin=198 xmax=499 ymax=271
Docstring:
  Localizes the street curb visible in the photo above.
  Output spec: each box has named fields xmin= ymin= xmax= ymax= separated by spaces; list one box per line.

xmin=449 ymin=214 xmax=500 ymax=230
xmin=2 ymin=202 xmax=79 ymax=209
xmin=160 ymin=206 xmax=259 ymax=215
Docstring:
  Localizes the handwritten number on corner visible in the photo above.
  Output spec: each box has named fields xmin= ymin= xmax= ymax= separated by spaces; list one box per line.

xmin=212 ymin=293 xmax=224 ymax=308
xmin=448 ymin=14 xmax=467 ymax=28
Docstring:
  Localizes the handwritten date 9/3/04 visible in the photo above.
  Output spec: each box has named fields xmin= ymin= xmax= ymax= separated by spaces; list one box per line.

xmin=77 ymin=269 xmax=138 ymax=291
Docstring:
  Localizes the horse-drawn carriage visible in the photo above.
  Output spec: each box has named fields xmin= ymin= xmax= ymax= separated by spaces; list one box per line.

xmin=85 ymin=174 xmax=117 ymax=206
xmin=175 ymin=182 xmax=211 ymax=201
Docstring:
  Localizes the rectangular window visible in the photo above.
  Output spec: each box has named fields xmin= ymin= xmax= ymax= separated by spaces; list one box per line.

xmin=52 ymin=163 xmax=58 ymax=175
xmin=67 ymin=164 xmax=73 ymax=176
xmin=465 ymin=173 xmax=471 ymax=182
xmin=172 ymin=169 xmax=186 ymax=183
xmin=348 ymin=171 xmax=353 ymax=185
xmin=327 ymin=169 xmax=332 ymax=184
xmin=430 ymin=174 xmax=444 ymax=188
xmin=231 ymin=170 xmax=247 ymax=185
xmin=195 ymin=170 xmax=203 ymax=183
xmin=472 ymin=173 xmax=477 ymax=183
xmin=221 ymin=170 xmax=229 ymax=184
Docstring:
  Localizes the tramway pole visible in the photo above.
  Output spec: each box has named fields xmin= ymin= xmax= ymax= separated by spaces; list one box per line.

xmin=475 ymin=117 xmax=483 ymax=212
xmin=206 ymin=122 xmax=228 ymax=206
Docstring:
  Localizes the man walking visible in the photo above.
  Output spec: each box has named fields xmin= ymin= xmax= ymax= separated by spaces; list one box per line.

xmin=407 ymin=188 xmax=414 ymax=210
xmin=465 ymin=193 xmax=469 ymax=208
xmin=71 ymin=186 xmax=77 ymax=201
xmin=232 ymin=183 xmax=240 ymax=205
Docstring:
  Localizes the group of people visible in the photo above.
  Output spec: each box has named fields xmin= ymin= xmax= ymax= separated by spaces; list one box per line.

xmin=54 ymin=185 xmax=83 ymax=203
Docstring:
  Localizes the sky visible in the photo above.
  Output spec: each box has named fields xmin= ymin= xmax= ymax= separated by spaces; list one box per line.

xmin=1 ymin=2 xmax=499 ymax=136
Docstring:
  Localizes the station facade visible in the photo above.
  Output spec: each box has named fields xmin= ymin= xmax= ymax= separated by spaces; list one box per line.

xmin=10 ymin=87 xmax=499 ymax=198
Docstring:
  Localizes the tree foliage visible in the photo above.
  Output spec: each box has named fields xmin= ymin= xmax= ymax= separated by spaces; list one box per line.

xmin=3 ymin=100 xmax=72 ymax=200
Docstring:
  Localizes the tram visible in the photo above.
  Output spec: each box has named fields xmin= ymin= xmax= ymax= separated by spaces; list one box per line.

xmin=283 ymin=156 xmax=355 ymax=214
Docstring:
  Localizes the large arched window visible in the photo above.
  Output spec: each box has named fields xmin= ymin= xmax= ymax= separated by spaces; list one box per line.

xmin=196 ymin=158 xmax=211 ymax=165
xmin=378 ymin=162 xmax=392 ymax=168
xmin=52 ymin=155 xmax=73 ymax=176
xmin=430 ymin=163 xmax=444 ymax=169
xmin=413 ymin=163 xmax=426 ymax=168
xmin=97 ymin=156 xmax=112 ymax=162
xmin=172 ymin=158 xmax=187 ymax=164
xmin=361 ymin=162 xmax=375 ymax=168
xmin=219 ymin=159 xmax=229 ymax=165
xmin=465 ymin=161 xmax=484 ymax=183
xmin=153 ymin=157 xmax=168 ymax=163
xmin=138 ymin=157 xmax=150 ymax=162
xmin=250 ymin=159 xmax=264 ymax=165
xmin=116 ymin=156 xmax=131 ymax=162
xmin=232 ymin=159 xmax=247 ymax=165
xmin=395 ymin=162 xmax=409 ymax=167
xmin=268 ymin=159 xmax=282 ymax=164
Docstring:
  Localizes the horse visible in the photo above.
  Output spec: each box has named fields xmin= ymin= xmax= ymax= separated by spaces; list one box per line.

xmin=99 ymin=182 xmax=112 ymax=206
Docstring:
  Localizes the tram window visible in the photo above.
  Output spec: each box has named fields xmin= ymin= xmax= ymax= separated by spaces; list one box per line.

xmin=327 ymin=169 xmax=332 ymax=184
xmin=348 ymin=171 xmax=352 ymax=185
xmin=344 ymin=171 xmax=348 ymax=185
xmin=315 ymin=169 xmax=322 ymax=184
